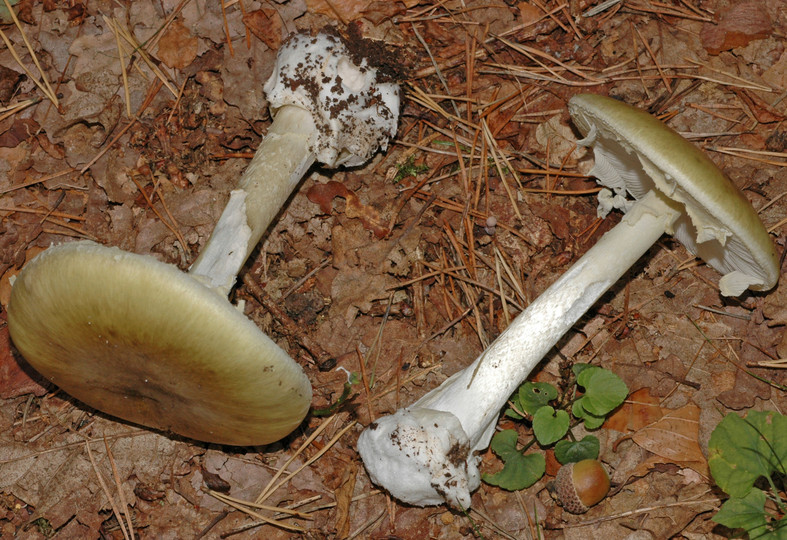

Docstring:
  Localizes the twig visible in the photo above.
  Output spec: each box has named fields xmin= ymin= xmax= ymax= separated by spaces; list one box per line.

xmin=41 ymin=216 xmax=96 ymax=240
xmin=481 ymin=118 xmax=523 ymax=219
xmin=494 ymin=34 xmax=602 ymax=83
xmin=0 ymin=97 xmax=40 ymax=122
xmin=354 ymin=346 xmax=374 ymax=423
xmin=255 ymin=416 xmax=336 ymax=504
xmin=257 ymin=419 xmax=357 ymax=505
xmin=685 ymin=58 xmax=774 ymax=92
xmin=748 ymin=359 xmax=787 ymax=369
xmin=624 ymin=1 xmax=713 ymax=22
xmin=108 ymin=16 xmax=132 ymax=117
xmin=280 ymin=258 xmax=331 ymax=300
xmin=219 ymin=0 xmax=235 ymax=56
xmin=209 ymin=491 xmax=314 ymax=519
xmin=582 ymin=0 xmax=622 ymax=17
xmin=0 ymin=206 xmax=86 ymax=221
xmin=128 ymin=174 xmax=189 ymax=254
xmin=694 ymin=304 xmax=751 ymax=321
xmin=707 ymin=146 xmax=787 ymax=167
xmin=208 ymin=492 xmax=305 ymax=533
xmin=149 ymin=172 xmax=191 ymax=258
xmin=561 ymin=498 xmax=719 ymax=527
xmin=195 ymin=510 xmax=229 ymax=540
xmin=103 ymin=438 xmax=135 ymax=540
xmin=0 ymin=0 xmax=58 ymax=106
xmin=103 ymin=16 xmax=178 ymax=96
xmin=85 ymin=442 xmax=131 ymax=540
xmin=411 ymin=23 xmax=461 ymax=119
xmin=633 ymin=25 xmax=671 ymax=92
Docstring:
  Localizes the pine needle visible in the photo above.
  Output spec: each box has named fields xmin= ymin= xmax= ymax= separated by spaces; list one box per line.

xmin=103 ymin=438 xmax=135 ymax=540
xmin=0 ymin=0 xmax=58 ymax=107
xmin=85 ymin=442 xmax=131 ymax=540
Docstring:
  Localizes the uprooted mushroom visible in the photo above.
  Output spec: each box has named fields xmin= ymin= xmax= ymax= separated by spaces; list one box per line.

xmin=358 ymin=93 xmax=779 ymax=509
xmin=8 ymin=30 xmax=400 ymax=446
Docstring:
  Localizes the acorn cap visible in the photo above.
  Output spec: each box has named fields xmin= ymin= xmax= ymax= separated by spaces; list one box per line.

xmin=569 ymin=93 xmax=779 ymax=296
xmin=8 ymin=241 xmax=312 ymax=446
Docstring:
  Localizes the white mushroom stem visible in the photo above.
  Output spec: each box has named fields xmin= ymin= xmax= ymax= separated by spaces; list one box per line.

xmin=189 ymin=105 xmax=317 ymax=295
xmin=358 ymin=190 xmax=681 ymax=509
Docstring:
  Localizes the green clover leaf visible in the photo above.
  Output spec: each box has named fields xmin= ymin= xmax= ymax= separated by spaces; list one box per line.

xmin=709 ymin=410 xmax=787 ymax=499
xmin=482 ymin=430 xmax=546 ymax=491
xmin=572 ymin=399 xmax=606 ymax=429
xmin=532 ymin=406 xmax=570 ymax=446
xmin=575 ymin=366 xmax=628 ymax=417
xmin=555 ymin=435 xmax=600 ymax=464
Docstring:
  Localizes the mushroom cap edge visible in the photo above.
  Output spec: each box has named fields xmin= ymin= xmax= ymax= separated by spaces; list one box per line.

xmin=8 ymin=241 xmax=312 ymax=446
xmin=569 ymin=93 xmax=779 ymax=295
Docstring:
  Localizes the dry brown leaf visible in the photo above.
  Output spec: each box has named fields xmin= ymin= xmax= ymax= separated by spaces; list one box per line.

xmin=363 ymin=1 xmax=409 ymax=25
xmin=627 ymin=452 xmax=708 ymax=480
xmin=330 ymin=267 xmax=391 ymax=327
xmin=534 ymin=115 xmax=579 ymax=167
xmin=631 ymin=403 xmax=706 ymax=464
xmin=156 ymin=20 xmax=198 ymax=70
xmin=306 ymin=0 xmax=371 ymax=22
xmin=242 ymin=8 xmax=283 ymax=50
xmin=532 ymin=202 xmax=571 ymax=240
xmin=0 ymin=65 xmax=23 ymax=103
xmin=0 ymin=325 xmax=50 ymax=399
xmin=518 ymin=3 xmax=543 ymax=26
xmin=307 ymin=0 xmax=416 ymax=22
xmin=605 ymin=387 xmax=664 ymax=433
xmin=733 ymin=88 xmax=786 ymax=124
xmin=700 ymin=1 xmax=772 ymax=55
xmin=0 ymin=118 xmax=38 ymax=148
xmin=716 ymin=366 xmax=771 ymax=410
xmin=334 ymin=461 xmax=358 ymax=538
xmin=306 ymin=181 xmax=389 ymax=238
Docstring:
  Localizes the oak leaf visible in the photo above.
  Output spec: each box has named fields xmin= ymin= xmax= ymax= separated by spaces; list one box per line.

xmin=307 ymin=181 xmax=389 ymax=238
xmin=157 ymin=20 xmax=198 ymax=70
xmin=631 ymin=403 xmax=706 ymax=464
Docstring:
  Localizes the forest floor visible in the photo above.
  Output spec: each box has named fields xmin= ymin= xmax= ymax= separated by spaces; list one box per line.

xmin=0 ymin=0 xmax=786 ymax=538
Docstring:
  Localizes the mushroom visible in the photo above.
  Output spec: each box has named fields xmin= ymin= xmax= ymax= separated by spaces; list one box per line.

xmin=357 ymin=93 xmax=778 ymax=508
xmin=8 ymin=30 xmax=400 ymax=446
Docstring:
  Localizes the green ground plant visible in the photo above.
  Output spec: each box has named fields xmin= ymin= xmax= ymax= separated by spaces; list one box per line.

xmin=708 ymin=410 xmax=787 ymax=539
xmin=483 ymin=364 xmax=628 ymax=491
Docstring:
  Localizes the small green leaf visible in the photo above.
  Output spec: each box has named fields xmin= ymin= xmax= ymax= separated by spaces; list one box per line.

xmin=532 ymin=406 xmax=569 ymax=446
xmin=572 ymin=363 xmax=595 ymax=378
xmin=393 ymin=155 xmax=430 ymax=182
xmin=576 ymin=367 xmax=628 ymax=416
xmin=516 ymin=382 xmax=558 ymax=416
xmin=483 ymin=430 xmax=546 ymax=491
xmin=712 ymin=489 xmax=769 ymax=538
xmin=555 ymin=436 xmax=600 ymax=464
xmin=708 ymin=410 xmax=787 ymax=499
xmin=487 ymin=430 xmax=522 ymax=464
xmin=0 ymin=0 xmax=21 ymax=25
xmin=572 ymin=399 xmax=606 ymax=429
xmin=504 ymin=408 xmax=523 ymax=420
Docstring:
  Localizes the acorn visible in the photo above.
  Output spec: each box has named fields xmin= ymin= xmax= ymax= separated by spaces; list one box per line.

xmin=554 ymin=459 xmax=610 ymax=514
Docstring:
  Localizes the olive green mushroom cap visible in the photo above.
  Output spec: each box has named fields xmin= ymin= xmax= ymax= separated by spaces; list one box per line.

xmin=569 ymin=93 xmax=779 ymax=296
xmin=8 ymin=241 xmax=312 ymax=446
